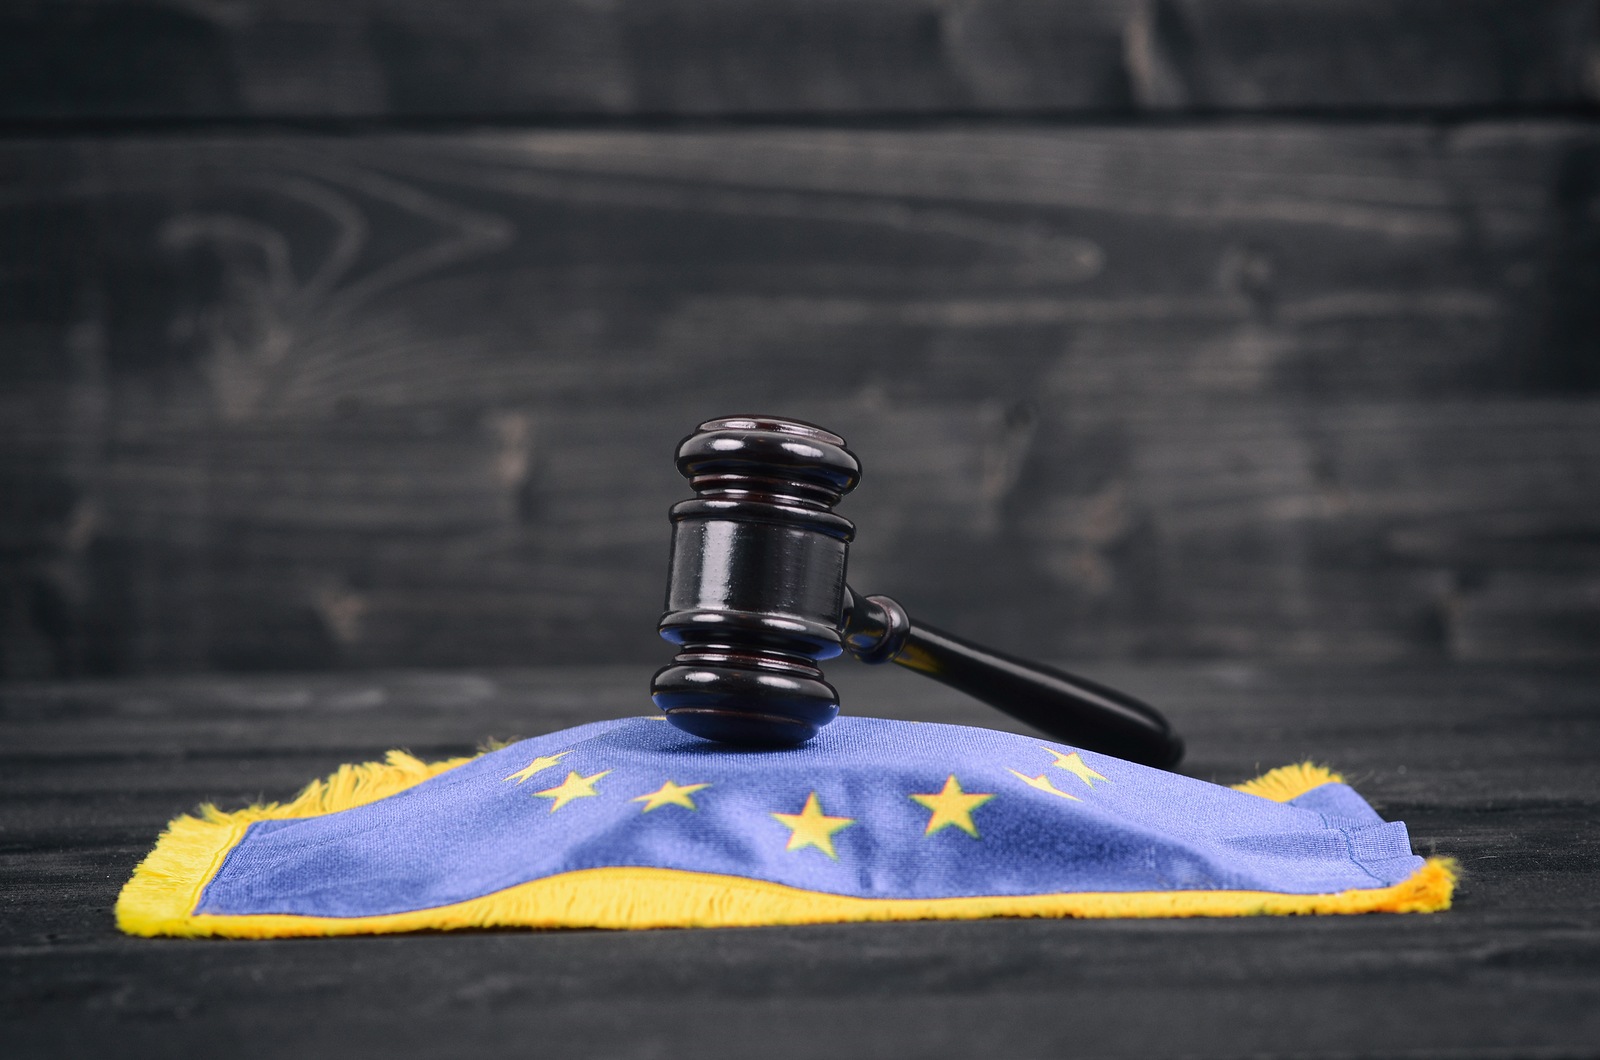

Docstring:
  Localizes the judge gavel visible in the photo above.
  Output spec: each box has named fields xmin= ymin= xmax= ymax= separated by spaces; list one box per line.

xmin=651 ymin=415 xmax=1184 ymax=769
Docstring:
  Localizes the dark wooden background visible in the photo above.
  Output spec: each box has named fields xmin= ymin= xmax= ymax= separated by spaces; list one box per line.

xmin=4 ymin=0 xmax=1599 ymax=681
xmin=5 ymin=10 xmax=1600 ymax=1056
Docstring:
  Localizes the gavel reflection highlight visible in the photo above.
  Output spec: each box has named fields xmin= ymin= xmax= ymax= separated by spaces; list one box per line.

xmin=650 ymin=415 xmax=1184 ymax=769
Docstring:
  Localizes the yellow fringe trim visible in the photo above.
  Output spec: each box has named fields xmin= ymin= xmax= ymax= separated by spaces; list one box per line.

xmin=115 ymin=750 xmax=476 ymax=939
xmin=115 ymin=752 xmax=1454 ymax=938
xmin=1231 ymin=761 xmax=1343 ymax=802
xmin=235 ymin=749 xmax=476 ymax=820
xmin=122 ymin=859 xmax=1459 ymax=938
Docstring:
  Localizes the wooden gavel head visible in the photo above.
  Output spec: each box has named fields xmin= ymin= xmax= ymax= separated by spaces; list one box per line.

xmin=651 ymin=415 xmax=1185 ymax=767
xmin=651 ymin=416 xmax=860 ymax=746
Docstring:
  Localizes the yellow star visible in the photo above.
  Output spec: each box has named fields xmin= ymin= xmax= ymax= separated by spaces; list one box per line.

xmin=909 ymin=775 xmax=994 ymax=838
xmin=1044 ymin=748 xmax=1110 ymax=789
xmin=1008 ymin=769 xmax=1081 ymax=801
xmin=771 ymin=792 xmax=855 ymax=859
xmin=503 ymin=750 xmax=571 ymax=784
xmin=533 ymin=769 xmax=610 ymax=812
xmin=633 ymin=779 xmax=710 ymax=812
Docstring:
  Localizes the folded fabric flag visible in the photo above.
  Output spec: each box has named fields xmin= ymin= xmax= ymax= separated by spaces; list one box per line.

xmin=117 ymin=716 xmax=1454 ymax=937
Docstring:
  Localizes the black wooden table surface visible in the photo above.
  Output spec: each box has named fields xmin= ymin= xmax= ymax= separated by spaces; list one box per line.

xmin=4 ymin=662 xmax=1597 ymax=1058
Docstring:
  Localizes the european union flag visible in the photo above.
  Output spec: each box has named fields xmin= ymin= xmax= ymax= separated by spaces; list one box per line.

xmin=118 ymin=717 xmax=1453 ymax=936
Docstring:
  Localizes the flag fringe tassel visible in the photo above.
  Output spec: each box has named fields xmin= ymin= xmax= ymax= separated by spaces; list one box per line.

xmin=1229 ymin=761 xmax=1344 ymax=801
xmin=115 ymin=752 xmax=1456 ymax=937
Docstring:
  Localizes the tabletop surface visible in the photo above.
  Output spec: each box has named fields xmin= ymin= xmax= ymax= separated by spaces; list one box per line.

xmin=4 ymin=662 xmax=1598 ymax=1058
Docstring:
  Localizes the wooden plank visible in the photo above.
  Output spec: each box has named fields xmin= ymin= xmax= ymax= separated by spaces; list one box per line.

xmin=2 ymin=123 xmax=1598 ymax=677
xmin=0 ymin=1 xmax=1596 ymax=121
xmin=2 ymin=665 xmax=1598 ymax=1057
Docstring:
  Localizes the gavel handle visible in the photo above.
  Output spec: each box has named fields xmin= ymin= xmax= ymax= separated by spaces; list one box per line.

xmin=842 ymin=591 xmax=1184 ymax=770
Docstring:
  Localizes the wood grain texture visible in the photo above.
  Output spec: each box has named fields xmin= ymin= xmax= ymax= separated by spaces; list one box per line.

xmin=3 ymin=664 xmax=1598 ymax=1058
xmin=3 ymin=124 xmax=1598 ymax=677
xmin=1 ymin=1 xmax=1597 ymax=121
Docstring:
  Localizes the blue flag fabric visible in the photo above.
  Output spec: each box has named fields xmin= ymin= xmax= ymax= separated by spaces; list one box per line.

xmin=117 ymin=716 xmax=1454 ymax=936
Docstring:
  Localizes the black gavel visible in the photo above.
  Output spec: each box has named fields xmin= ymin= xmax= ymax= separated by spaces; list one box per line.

xmin=650 ymin=415 xmax=1184 ymax=769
